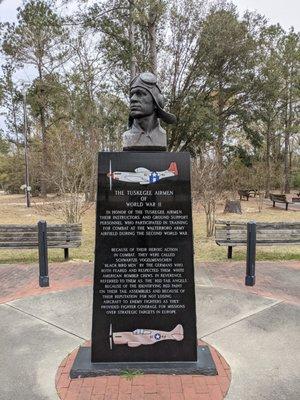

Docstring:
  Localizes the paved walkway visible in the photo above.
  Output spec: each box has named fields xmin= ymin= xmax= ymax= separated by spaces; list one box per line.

xmin=197 ymin=260 xmax=300 ymax=304
xmin=0 ymin=260 xmax=299 ymax=400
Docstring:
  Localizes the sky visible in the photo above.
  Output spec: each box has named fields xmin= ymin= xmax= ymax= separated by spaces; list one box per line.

xmin=231 ymin=0 xmax=300 ymax=31
xmin=0 ymin=0 xmax=300 ymax=31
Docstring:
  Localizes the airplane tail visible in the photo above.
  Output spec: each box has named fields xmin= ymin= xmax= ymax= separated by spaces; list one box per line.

xmin=170 ymin=324 xmax=184 ymax=341
xmin=168 ymin=162 xmax=178 ymax=176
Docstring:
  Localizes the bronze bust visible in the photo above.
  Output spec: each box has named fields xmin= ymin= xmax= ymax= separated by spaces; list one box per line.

xmin=122 ymin=72 xmax=177 ymax=151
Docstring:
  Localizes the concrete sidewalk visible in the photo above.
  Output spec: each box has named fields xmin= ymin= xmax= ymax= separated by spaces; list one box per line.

xmin=0 ymin=261 xmax=299 ymax=399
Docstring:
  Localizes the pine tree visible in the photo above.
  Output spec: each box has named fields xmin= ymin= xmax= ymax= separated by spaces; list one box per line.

xmin=2 ymin=0 xmax=68 ymax=196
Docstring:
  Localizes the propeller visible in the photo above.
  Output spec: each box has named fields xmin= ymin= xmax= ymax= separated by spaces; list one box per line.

xmin=109 ymin=160 xmax=112 ymax=191
xmin=109 ymin=323 xmax=113 ymax=350
xmin=106 ymin=160 xmax=113 ymax=191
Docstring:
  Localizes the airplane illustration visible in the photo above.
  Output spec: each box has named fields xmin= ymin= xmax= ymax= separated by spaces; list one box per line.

xmin=107 ymin=161 xmax=178 ymax=189
xmin=109 ymin=324 xmax=184 ymax=349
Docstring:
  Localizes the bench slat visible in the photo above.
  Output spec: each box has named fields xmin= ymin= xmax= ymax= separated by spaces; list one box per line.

xmin=216 ymin=222 xmax=300 ymax=229
xmin=0 ymin=236 xmax=82 ymax=243
xmin=218 ymin=233 xmax=299 ymax=238
xmin=0 ymin=224 xmax=81 ymax=230
xmin=216 ymin=241 xmax=300 ymax=246
xmin=0 ymin=232 xmax=82 ymax=238
xmin=216 ymin=235 xmax=300 ymax=240
xmin=0 ymin=223 xmax=82 ymax=251
xmin=216 ymin=242 xmax=300 ymax=246
xmin=215 ymin=220 xmax=300 ymax=249
xmin=216 ymin=232 xmax=300 ymax=237
xmin=0 ymin=242 xmax=81 ymax=248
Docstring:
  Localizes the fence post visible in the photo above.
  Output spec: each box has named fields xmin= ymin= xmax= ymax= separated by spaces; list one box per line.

xmin=38 ymin=220 xmax=49 ymax=287
xmin=245 ymin=221 xmax=256 ymax=286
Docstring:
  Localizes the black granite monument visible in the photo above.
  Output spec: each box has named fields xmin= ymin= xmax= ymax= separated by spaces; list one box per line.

xmin=92 ymin=151 xmax=197 ymax=363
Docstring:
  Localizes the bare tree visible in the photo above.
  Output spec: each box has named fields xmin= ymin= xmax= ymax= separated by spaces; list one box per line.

xmin=192 ymin=158 xmax=223 ymax=237
xmin=45 ymin=127 xmax=93 ymax=223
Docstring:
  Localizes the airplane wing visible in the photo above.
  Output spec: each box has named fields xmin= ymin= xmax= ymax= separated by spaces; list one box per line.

xmin=128 ymin=342 xmax=141 ymax=347
xmin=135 ymin=167 xmax=151 ymax=173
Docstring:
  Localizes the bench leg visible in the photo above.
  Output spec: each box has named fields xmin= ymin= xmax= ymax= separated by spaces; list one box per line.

xmin=64 ymin=248 xmax=69 ymax=261
xmin=245 ymin=222 xmax=256 ymax=286
xmin=38 ymin=221 xmax=49 ymax=287
xmin=286 ymin=203 xmax=288 ymax=211
xmin=273 ymin=201 xmax=275 ymax=207
xmin=227 ymin=246 xmax=233 ymax=259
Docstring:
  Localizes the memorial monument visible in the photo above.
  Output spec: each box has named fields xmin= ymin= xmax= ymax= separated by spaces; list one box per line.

xmin=70 ymin=72 xmax=217 ymax=377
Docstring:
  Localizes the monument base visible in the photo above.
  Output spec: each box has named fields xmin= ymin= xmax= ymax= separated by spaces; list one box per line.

xmin=70 ymin=346 xmax=217 ymax=378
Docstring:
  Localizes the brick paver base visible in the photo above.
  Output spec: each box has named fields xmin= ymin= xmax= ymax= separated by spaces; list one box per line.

xmin=55 ymin=341 xmax=231 ymax=400
xmin=0 ymin=262 xmax=93 ymax=304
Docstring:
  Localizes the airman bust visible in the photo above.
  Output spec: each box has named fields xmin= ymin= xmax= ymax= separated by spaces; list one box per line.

xmin=122 ymin=72 xmax=177 ymax=151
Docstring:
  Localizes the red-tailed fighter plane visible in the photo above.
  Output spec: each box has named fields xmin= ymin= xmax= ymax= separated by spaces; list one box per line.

xmin=109 ymin=324 xmax=184 ymax=349
xmin=107 ymin=161 xmax=178 ymax=189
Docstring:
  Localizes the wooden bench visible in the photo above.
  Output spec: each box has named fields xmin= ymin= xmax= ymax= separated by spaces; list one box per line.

xmin=215 ymin=220 xmax=300 ymax=258
xmin=238 ymin=189 xmax=258 ymax=201
xmin=0 ymin=223 xmax=82 ymax=260
xmin=238 ymin=190 xmax=250 ymax=201
xmin=269 ymin=193 xmax=290 ymax=210
xmin=249 ymin=189 xmax=258 ymax=197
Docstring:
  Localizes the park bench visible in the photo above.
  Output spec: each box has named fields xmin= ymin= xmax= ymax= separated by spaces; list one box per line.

xmin=238 ymin=189 xmax=250 ymax=201
xmin=269 ymin=193 xmax=290 ymax=210
xmin=215 ymin=220 xmax=300 ymax=258
xmin=0 ymin=223 xmax=82 ymax=260
xmin=292 ymin=193 xmax=300 ymax=203
xmin=238 ymin=189 xmax=258 ymax=201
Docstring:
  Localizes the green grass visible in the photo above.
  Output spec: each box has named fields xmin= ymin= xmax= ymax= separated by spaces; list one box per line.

xmin=120 ymin=370 xmax=143 ymax=381
xmin=0 ymin=194 xmax=299 ymax=264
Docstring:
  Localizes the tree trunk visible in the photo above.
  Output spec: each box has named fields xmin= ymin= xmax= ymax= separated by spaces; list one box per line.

xmin=216 ymin=79 xmax=225 ymax=167
xmin=148 ymin=9 xmax=157 ymax=75
xmin=284 ymin=78 xmax=292 ymax=194
xmin=85 ymin=165 xmax=97 ymax=202
xmin=284 ymin=129 xmax=290 ymax=194
xmin=38 ymin=63 xmax=47 ymax=198
xmin=128 ymin=0 xmax=137 ymax=81
xmin=256 ymin=192 xmax=264 ymax=213
xmin=205 ymin=200 xmax=216 ymax=237
xmin=224 ymin=200 xmax=242 ymax=214
xmin=265 ymin=126 xmax=271 ymax=198
xmin=40 ymin=106 xmax=47 ymax=198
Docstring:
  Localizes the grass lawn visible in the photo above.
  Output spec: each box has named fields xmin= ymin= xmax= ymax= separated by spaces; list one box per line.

xmin=0 ymin=193 xmax=299 ymax=264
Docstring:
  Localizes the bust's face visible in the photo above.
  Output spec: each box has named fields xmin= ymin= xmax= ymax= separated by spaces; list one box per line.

xmin=130 ymin=87 xmax=155 ymax=118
